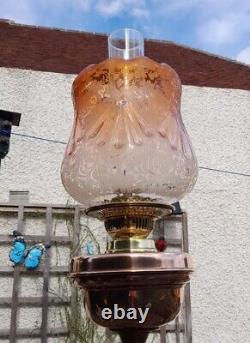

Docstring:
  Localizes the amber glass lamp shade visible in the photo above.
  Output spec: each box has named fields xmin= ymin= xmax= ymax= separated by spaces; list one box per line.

xmin=61 ymin=29 xmax=198 ymax=207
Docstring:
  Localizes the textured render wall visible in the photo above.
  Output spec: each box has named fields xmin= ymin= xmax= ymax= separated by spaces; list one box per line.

xmin=0 ymin=67 xmax=249 ymax=343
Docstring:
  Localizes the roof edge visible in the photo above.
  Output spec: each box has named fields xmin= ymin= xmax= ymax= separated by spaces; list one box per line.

xmin=0 ymin=19 xmax=249 ymax=90
xmin=1 ymin=18 xmax=248 ymax=67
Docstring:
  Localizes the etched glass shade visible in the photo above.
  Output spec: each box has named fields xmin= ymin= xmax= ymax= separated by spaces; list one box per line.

xmin=61 ymin=29 xmax=198 ymax=207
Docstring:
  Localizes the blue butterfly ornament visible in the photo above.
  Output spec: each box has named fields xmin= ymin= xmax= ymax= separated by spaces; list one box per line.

xmin=9 ymin=230 xmax=26 ymax=264
xmin=9 ymin=230 xmax=50 ymax=270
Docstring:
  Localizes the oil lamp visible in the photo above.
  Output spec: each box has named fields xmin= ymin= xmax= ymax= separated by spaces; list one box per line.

xmin=62 ymin=28 xmax=198 ymax=343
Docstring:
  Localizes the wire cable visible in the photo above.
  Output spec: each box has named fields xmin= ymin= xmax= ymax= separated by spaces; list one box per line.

xmin=198 ymin=166 xmax=250 ymax=177
xmin=1 ymin=129 xmax=249 ymax=177
xmin=9 ymin=131 xmax=66 ymax=145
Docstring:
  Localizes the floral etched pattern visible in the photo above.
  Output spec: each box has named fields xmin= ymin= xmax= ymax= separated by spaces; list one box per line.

xmin=69 ymin=57 xmax=185 ymax=150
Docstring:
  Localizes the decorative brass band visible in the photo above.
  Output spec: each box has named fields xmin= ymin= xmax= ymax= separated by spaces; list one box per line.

xmin=107 ymin=238 xmax=157 ymax=253
xmin=86 ymin=202 xmax=173 ymax=239
xmin=86 ymin=202 xmax=173 ymax=220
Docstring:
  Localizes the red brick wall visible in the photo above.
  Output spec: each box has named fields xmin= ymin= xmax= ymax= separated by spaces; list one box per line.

xmin=0 ymin=20 xmax=249 ymax=90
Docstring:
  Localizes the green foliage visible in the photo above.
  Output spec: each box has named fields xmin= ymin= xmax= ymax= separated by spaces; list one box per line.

xmin=57 ymin=277 xmax=106 ymax=343
xmin=50 ymin=216 xmax=109 ymax=342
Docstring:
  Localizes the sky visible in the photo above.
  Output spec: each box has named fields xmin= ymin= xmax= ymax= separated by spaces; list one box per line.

xmin=0 ymin=0 xmax=250 ymax=64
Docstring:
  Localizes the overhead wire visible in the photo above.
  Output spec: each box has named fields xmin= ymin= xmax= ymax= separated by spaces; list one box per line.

xmin=0 ymin=129 xmax=249 ymax=177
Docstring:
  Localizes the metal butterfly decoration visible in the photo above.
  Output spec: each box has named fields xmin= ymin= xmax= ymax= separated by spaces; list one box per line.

xmin=9 ymin=230 xmax=50 ymax=270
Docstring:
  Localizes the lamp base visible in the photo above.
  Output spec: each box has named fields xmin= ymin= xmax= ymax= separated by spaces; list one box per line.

xmin=71 ymin=253 xmax=192 ymax=333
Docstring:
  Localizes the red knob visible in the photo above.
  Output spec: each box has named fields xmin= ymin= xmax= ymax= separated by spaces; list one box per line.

xmin=155 ymin=237 xmax=167 ymax=252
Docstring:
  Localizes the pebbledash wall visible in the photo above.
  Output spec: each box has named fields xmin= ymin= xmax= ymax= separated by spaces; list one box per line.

xmin=0 ymin=20 xmax=250 ymax=343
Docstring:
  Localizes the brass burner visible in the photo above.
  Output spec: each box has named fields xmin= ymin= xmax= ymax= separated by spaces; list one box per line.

xmin=86 ymin=202 xmax=173 ymax=239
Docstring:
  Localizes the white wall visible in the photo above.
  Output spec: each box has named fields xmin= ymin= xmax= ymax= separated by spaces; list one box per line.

xmin=0 ymin=67 xmax=249 ymax=343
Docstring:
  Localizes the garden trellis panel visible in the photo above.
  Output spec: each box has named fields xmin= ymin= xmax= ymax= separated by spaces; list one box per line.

xmin=0 ymin=203 xmax=80 ymax=342
xmin=0 ymin=203 xmax=192 ymax=343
